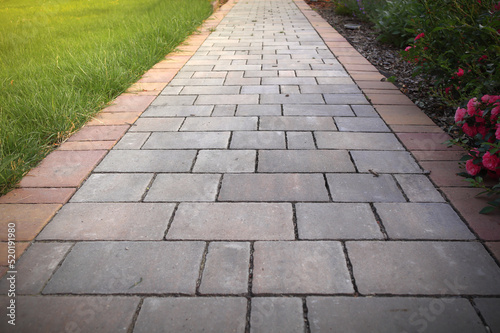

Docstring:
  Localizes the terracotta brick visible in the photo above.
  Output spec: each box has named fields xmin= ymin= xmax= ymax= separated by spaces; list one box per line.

xmin=337 ymin=56 xmax=371 ymax=65
xmin=343 ymin=64 xmax=378 ymax=72
xmin=0 ymin=188 xmax=75 ymax=204
xmin=367 ymin=93 xmax=415 ymax=105
xmin=375 ymin=105 xmax=435 ymax=125
xmin=101 ymin=95 xmax=155 ymax=112
xmin=486 ymin=242 xmax=500 ymax=262
xmin=412 ymin=150 xmax=466 ymax=161
xmin=390 ymin=125 xmax=444 ymax=133
xmin=126 ymin=82 xmax=167 ymax=95
xmin=364 ymin=89 xmax=404 ymax=95
xmin=137 ymin=69 xmax=177 ymax=83
xmin=441 ymin=187 xmax=500 ymax=241
xmin=19 ymin=150 xmax=107 ymax=188
xmin=0 ymin=204 xmax=61 ymax=241
xmin=349 ymin=71 xmax=386 ymax=81
xmin=67 ymin=125 xmax=129 ymax=142
xmin=397 ymin=132 xmax=461 ymax=151
xmin=57 ymin=140 xmax=115 ymax=151
xmin=0 ymin=242 xmax=30 ymax=265
xmin=87 ymin=112 xmax=141 ymax=126
xmin=419 ymin=161 xmax=467 ymax=187
xmin=355 ymin=80 xmax=399 ymax=90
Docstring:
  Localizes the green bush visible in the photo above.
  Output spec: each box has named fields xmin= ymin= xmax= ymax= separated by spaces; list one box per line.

xmin=402 ymin=0 xmax=500 ymax=105
xmin=375 ymin=0 xmax=424 ymax=48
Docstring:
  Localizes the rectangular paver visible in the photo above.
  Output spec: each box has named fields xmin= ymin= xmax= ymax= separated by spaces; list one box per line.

xmin=143 ymin=132 xmax=230 ymax=149
xmin=258 ymin=150 xmax=354 ymax=172
xmin=326 ymin=174 xmax=406 ymax=202
xmin=315 ymin=132 xmax=405 ymax=150
xmin=145 ymin=174 xmax=221 ymax=202
xmin=95 ymin=150 xmax=196 ymax=172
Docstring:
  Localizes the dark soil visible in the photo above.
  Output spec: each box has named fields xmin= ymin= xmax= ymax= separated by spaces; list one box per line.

xmin=305 ymin=0 xmax=455 ymax=131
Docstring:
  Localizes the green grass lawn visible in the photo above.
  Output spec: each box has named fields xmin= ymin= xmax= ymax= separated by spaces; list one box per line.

xmin=0 ymin=0 xmax=213 ymax=195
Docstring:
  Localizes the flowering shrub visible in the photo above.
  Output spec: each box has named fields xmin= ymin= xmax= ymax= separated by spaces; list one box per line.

xmin=402 ymin=0 xmax=500 ymax=106
xmin=448 ymin=95 xmax=500 ymax=213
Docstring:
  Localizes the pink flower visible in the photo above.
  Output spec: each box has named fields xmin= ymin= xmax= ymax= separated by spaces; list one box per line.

xmin=496 ymin=124 xmax=500 ymax=140
xmin=492 ymin=106 xmax=500 ymax=118
xmin=445 ymin=87 xmax=451 ymax=94
xmin=482 ymin=152 xmax=500 ymax=171
xmin=405 ymin=46 xmax=412 ymax=52
xmin=467 ymin=97 xmax=479 ymax=115
xmin=455 ymin=107 xmax=466 ymax=122
xmin=414 ymin=33 xmax=425 ymax=41
xmin=482 ymin=95 xmax=492 ymax=103
xmin=466 ymin=159 xmax=482 ymax=176
xmin=478 ymin=125 xmax=488 ymax=138
xmin=462 ymin=123 xmax=478 ymax=137
xmin=456 ymin=68 xmax=465 ymax=77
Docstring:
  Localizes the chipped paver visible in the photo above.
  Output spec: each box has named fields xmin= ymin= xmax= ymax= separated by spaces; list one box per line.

xmin=1 ymin=0 xmax=499 ymax=331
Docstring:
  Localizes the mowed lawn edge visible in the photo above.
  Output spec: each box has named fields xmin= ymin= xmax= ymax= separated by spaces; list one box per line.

xmin=0 ymin=0 xmax=213 ymax=195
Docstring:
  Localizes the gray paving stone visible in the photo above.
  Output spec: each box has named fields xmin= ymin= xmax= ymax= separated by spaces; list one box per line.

xmin=346 ymin=241 xmax=500 ymax=294
xmin=159 ymin=86 xmax=183 ymax=95
xmin=351 ymin=151 xmax=422 ymax=173
xmin=252 ymin=241 xmax=353 ymax=294
xmin=231 ymin=131 xmax=286 ymax=149
xmin=38 ymin=203 xmax=175 ymax=240
xmin=143 ymin=105 xmax=213 ymax=117
xmin=181 ymin=116 xmax=257 ymax=131
xmin=129 ymin=118 xmax=184 ymax=131
xmin=335 ymin=117 xmax=390 ymax=132
xmin=261 ymin=93 xmax=325 ymax=104
xmin=241 ymin=85 xmax=280 ymax=94
xmin=95 ymin=150 xmax=196 ymax=172
xmin=326 ymin=174 xmax=406 ymax=202
xmin=219 ymin=174 xmax=330 ymax=202
xmin=44 ymin=241 xmax=205 ymax=294
xmin=351 ymin=104 xmax=379 ymax=117
xmin=134 ymin=297 xmax=247 ymax=333
xmin=0 ymin=243 xmax=72 ymax=294
xmin=244 ymin=71 xmax=278 ymax=77
xmin=150 ymin=95 xmax=196 ymax=106
xmin=300 ymin=85 xmax=361 ymax=94
xmin=260 ymin=116 xmax=336 ymax=130
xmin=145 ymin=174 xmax=220 ymax=202
xmin=296 ymin=203 xmax=383 ymax=239
xmin=180 ymin=85 xmax=240 ymax=95
xmin=281 ymin=85 xmax=300 ymax=94
xmin=323 ymin=94 xmax=370 ymax=105
xmin=113 ymin=132 xmax=149 ymax=149
xmin=284 ymin=105 xmax=353 ymax=116
xmin=192 ymin=71 xmax=228 ymax=78
xmin=250 ymin=297 xmax=304 ymax=333
xmin=316 ymin=77 xmax=355 ymax=85
xmin=0 ymin=296 xmax=140 ymax=333
xmin=71 ymin=173 xmax=153 ymax=202
xmin=258 ymin=150 xmax=354 ymax=172
xmin=199 ymin=242 xmax=250 ymax=294
xmin=374 ymin=203 xmax=475 ymax=240
xmin=212 ymin=105 xmax=236 ymax=116
xmin=169 ymin=78 xmax=225 ymax=86
xmin=315 ymin=132 xmax=405 ymax=150
xmin=236 ymin=104 xmax=282 ymax=116
xmin=287 ymin=131 xmax=316 ymax=149
xmin=395 ymin=174 xmax=446 ymax=202
xmin=166 ymin=203 xmax=294 ymax=240
xmin=474 ymin=298 xmax=500 ymax=332
xmin=307 ymin=296 xmax=485 ymax=333
xmin=262 ymin=77 xmax=317 ymax=85
xmin=143 ymin=132 xmax=230 ymax=149
xmin=193 ymin=150 xmax=256 ymax=173
xmin=196 ymin=94 xmax=259 ymax=105
xmin=296 ymin=70 xmax=348 ymax=77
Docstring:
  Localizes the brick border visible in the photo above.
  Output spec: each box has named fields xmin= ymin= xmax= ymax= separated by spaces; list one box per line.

xmin=0 ymin=0 xmax=238 ymax=272
xmin=294 ymin=0 xmax=500 ymax=254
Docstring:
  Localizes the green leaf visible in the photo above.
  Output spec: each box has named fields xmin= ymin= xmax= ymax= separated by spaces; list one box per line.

xmin=479 ymin=206 xmax=496 ymax=214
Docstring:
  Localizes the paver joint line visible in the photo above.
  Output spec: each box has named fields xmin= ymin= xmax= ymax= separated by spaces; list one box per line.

xmin=1 ymin=0 xmax=499 ymax=332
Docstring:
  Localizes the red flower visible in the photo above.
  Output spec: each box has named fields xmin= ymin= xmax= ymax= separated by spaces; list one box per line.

xmin=478 ymin=55 xmax=488 ymax=62
xmin=467 ymin=97 xmax=479 ymax=115
xmin=483 ymin=152 xmax=500 ymax=171
xmin=456 ymin=68 xmax=465 ymax=77
xmin=496 ymin=124 xmax=500 ymax=140
xmin=454 ymin=107 xmax=466 ymax=122
xmin=466 ymin=159 xmax=482 ymax=176
xmin=462 ymin=123 xmax=478 ymax=137
xmin=414 ymin=33 xmax=425 ymax=41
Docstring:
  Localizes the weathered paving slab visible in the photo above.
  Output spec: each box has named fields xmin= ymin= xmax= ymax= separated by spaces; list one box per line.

xmin=258 ymin=150 xmax=355 ymax=172
xmin=95 ymin=150 xmax=196 ymax=172
xmin=193 ymin=150 xmax=256 ymax=173
xmin=250 ymin=297 xmax=305 ymax=333
xmin=0 ymin=296 xmax=140 ymax=333
xmin=43 ymin=241 xmax=205 ymax=294
xmin=38 ymin=203 xmax=175 ymax=240
xmin=167 ymin=203 xmax=294 ymax=240
xmin=307 ymin=297 xmax=485 ymax=333
xmin=134 ymin=297 xmax=247 ymax=333
xmin=259 ymin=116 xmax=337 ymax=130
xmin=296 ymin=203 xmax=383 ymax=239
xmin=346 ymin=241 xmax=500 ymax=294
xmin=219 ymin=174 xmax=330 ymax=202
xmin=350 ymin=151 xmax=422 ymax=173
xmin=252 ymin=241 xmax=353 ymax=294
xmin=326 ymin=174 xmax=406 ymax=202
xmin=142 ymin=131 xmax=230 ymax=149
xmin=230 ymin=131 xmax=286 ymax=149
xmin=199 ymin=242 xmax=250 ymax=294
xmin=315 ymin=132 xmax=405 ymax=150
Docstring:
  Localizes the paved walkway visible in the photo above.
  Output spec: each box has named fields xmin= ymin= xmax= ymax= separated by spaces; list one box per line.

xmin=1 ymin=0 xmax=500 ymax=331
